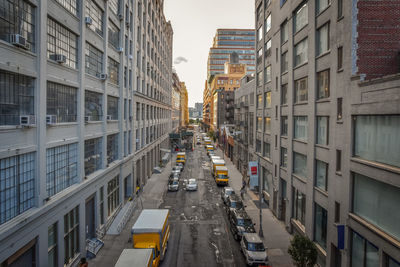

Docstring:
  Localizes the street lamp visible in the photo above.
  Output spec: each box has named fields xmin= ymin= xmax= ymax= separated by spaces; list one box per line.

xmin=258 ymin=157 xmax=264 ymax=238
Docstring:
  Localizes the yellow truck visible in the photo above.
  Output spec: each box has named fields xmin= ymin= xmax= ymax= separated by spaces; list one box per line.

xmin=206 ymin=145 xmax=214 ymax=155
xmin=211 ymin=159 xmax=226 ymax=177
xmin=176 ymin=152 xmax=186 ymax=165
xmin=131 ymin=209 xmax=170 ymax=267
xmin=115 ymin=249 xmax=153 ymax=267
xmin=215 ymin=166 xmax=229 ymax=185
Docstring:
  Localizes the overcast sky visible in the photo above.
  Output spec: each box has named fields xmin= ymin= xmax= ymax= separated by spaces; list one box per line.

xmin=164 ymin=0 xmax=255 ymax=107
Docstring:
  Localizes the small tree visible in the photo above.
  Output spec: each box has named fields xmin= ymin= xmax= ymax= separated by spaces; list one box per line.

xmin=288 ymin=234 xmax=318 ymax=267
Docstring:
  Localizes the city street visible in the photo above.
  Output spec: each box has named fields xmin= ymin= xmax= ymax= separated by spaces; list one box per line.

xmin=160 ymin=141 xmax=247 ymax=267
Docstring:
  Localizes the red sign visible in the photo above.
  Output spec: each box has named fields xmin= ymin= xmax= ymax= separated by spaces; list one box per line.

xmin=251 ymin=166 xmax=258 ymax=175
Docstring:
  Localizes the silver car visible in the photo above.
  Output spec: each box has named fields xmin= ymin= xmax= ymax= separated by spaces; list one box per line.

xmin=221 ymin=187 xmax=235 ymax=204
xmin=168 ymin=179 xmax=179 ymax=191
xmin=185 ymin=178 xmax=198 ymax=191
xmin=240 ymin=233 xmax=268 ymax=266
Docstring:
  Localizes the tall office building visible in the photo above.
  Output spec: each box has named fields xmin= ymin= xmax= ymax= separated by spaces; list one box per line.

xmin=254 ymin=0 xmax=400 ymax=266
xmin=0 ymin=0 xmax=173 ymax=265
xmin=207 ymin=29 xmax=256 ymax=77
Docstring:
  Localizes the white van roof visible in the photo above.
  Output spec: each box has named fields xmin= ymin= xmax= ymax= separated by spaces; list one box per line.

xmin=115 ymin=249 xmax=152 ymax=267
xmin=212 ymin=159 xmax=225 ymax=165
xmin=177 ymin=152 xmax=186 ymax=156
xmin=131 ymin=209 xmax=169 ymax=234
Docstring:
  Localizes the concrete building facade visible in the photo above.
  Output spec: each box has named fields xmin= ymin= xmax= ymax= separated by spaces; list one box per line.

xmin=254 ymin=0 xmax=400 ymax=266
xmin=179 ymin=81 xmax=189 ymax=127
xmin=0 ymin=0 xmax=173 ymax=265
xmin=172 ymin=71 xmax=181 ymax=131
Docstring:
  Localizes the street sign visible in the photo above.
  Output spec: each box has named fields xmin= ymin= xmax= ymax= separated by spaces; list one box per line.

xmin=249 ymin=161 xmax=259 ymax=190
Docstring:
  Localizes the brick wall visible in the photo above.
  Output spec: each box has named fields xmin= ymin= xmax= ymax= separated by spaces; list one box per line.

xmin=357 ymin=0 xmax=400 ymax=79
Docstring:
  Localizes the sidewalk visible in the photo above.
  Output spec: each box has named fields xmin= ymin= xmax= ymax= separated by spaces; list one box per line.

xmin=89 ymin=160 xmax=172 ymax=267
xmin=214 ymin=148 xmax=294 ymax=267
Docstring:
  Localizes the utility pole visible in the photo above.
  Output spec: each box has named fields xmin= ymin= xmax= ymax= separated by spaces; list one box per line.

xmin=258 ymin=157 xmax=264 ymax=238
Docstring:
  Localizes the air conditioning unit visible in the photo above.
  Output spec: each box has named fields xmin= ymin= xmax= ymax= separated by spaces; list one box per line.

xmin=19 ymin=115 xmax=36 ymax=126
xmin=129 ymin=116 xmax=133 ymax=121
xmin=51 ymin=54 xmax=67 ymax=63
xmin=84 ymin=116 xmax=92 ymax=123
xmin=46 ymin=115 xmax=57 ymax=125
xmin=128 ymin=55 xmax=133 ymax=60
xmin=117 ymin=47 xmax=123 ymax=53
xmin=106 ymin=115 xmax=112 ymax=120
xmin=10 ymin=34 xmax=28 ymax=49
xmin=126 ymin=21 xmax=130 ymax=27
xmin=85 ymin=17 xmax=93 ymax=25
xmin=99 ymin=73 xmax=108 ymax=80
xmin=118 ymin=13 xmax=123 ymax=20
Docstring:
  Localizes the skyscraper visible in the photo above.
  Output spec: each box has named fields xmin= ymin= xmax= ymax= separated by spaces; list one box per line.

xmin=207 ymin=29 xmax=256 ymax=77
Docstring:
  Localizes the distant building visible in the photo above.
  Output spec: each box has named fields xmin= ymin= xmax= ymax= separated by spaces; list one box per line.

xmin=180 ymin=82 xmax=189 ymax=126
xmin=172 ymin=72 xmax=182 ymax=131
xmin=207 ymin=29 xmax=256 ymax=78
xmin=195 ymin=102 xmax=203 ymax=117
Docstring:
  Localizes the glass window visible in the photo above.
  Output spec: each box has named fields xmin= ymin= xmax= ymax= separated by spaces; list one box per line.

xmin=84 ymin=137 xmax=102 ymax=175
xmin=317 ymin=70 xmax=330 ymax=99
xmin=281 ymin=52 xmax=288 ymax=73
xmin=353 ymin=173 xmax=400 ymax=240
xmin=257 ymin=94 xmax=262 ymax=108
xmin=0 ymin=0 xmax=35 ymax=51
xmin=55 ymin=0 xmax=78 ymax=15
xmin=264 ymin=117 xmax=271 ymax=133
xmin=0 ymin=70 xmax=35 ymax=125
xmin=294 ymin=38 xmax=308 ymax=67
xmin=0 ymin=152 xmax=35 ymax=225
xmin=64 ymin=206 xmax=79 ymax=265
xmin=46 ymin=143 xmax=78 ymax=197
xmin=281 ymin=20 xmax=288 ymax=44
xmin=257 ymin=116 xmax=262 ymax=132
xmin=47 ymin=18 xmax=78 ymax=69
xmin=294 ymin=116 xmax=308 ymax=141
xmin=108 ymin=57 xmax=119 ymax=85
xmin=264 ymin=91 xmax=271 ymax=108
xmin=107 ymin=96 xmax=118 ymax=120
xmin=257 ymin=71 xmax=263 ymax=86
xmin=294 ymin=2 xmax=308 ymax=33
xmin=265 ymin=39 xmax=271 ymax=57
xmin=351 ymin=231 xmax=379 ymax=267
xmin=281 ymin=147 xmax=288 ymax=167
xmin=281 ymin=84 xmax=288 ymax=105
xmin=354 ymin=115 xmax=400 ymax=168
xmin=48 ymin=223 xmax=57 ymax=267
xmin=316 ymin=0 xmax=330 ymax=15
xmin=265 ymin=14 xmax=271 ymax=33
xmin=294 ymin=77 xmax=308 ymax=103
xmin=256 ymin=139 xmax=261 ymax=153
xmin=388 ymin=257 xmax=400 ymax=267
xmin=264 ymin=66 xmax=271 ymax=83
xmin=293 ymin=152 xmax=307 ymax=178
xmin=107 ymin=175 xmax=120 ymax=216
xmin=85 ymin=43 xmax=103 ymax=77
xmin=263 ymin=142 xmax=270 ymax=158
xmin=317 ymin=23 xmax=329 ymax=55
xmin=337 ymin=46 xmax=343 ymax=70
xmin=109 ymin=0 xmax=120 ymax=15
xmin=257 ymin=27 xmax=262 ymax=42
xmin=256 ymin=3 xmax=263 ymax=22
xmin=107 ymin=134 xmax=118 ymax=164
xmin=317 ymin=116 xmax=329 ymax=145
xmin=281 ymin=116 xmax=288 ymax=136
xmin=85 ymin=91 xmax=102 ymax=121
xmin=108 ymin=20 xmax=120 ymax=49
xmin=314 ymin=203 xmax=327 ymax=250
xmin=293 ymin=188 xmax=306 ymax=225
xmin=338 ymin=0 xmax=343 ymax=18
xmin=262 ymin=167 xmax=270 ymax=192
xmin=85 ymin=0 xmax=103 ymax=35
xmin=315 ymin=160 xmax=328 ymax=191
xmin=47 ymin=82 xmax=77 ymax=123
xmin=257 ymin=48 xmax=263 ymax=65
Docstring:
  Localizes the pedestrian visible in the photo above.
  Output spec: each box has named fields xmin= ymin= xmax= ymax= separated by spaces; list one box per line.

xmin=78 ymin=258 xmax=88 ymax=267
xmin=240 ymin=185 xmax=245 ymax=200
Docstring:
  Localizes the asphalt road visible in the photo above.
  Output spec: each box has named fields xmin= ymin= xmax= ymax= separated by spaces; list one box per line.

xmin=159 ymin=141 xmax=247 ymax=267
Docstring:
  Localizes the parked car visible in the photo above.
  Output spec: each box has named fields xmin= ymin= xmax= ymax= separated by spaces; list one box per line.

xmin=240 ymin=233 xmax=268 ymax=266
xmin=168 ymin=179 xmax=179 ymax=191
xmin=229 ymin=209 xmax=256 ymax=240
xmin=226 ymin=194 xmax=245 ymax=215
xmin=185 ymin=178 xmax=198 ymax=191
xmin=169 ymin=172 xmax=179 ymax=182
xmin=172 ymin=165 xmax=182 ymax=173
xmin=221 ymin=187 xmax=235 ymax=205
xmin=176 ymin=162 xmax=184 ymax=170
